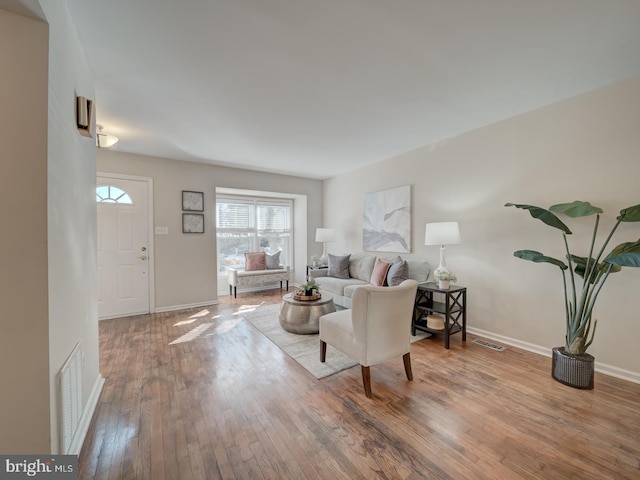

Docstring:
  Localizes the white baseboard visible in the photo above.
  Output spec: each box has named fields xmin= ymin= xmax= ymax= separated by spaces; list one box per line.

xmin=99 ymin=300 xmax=220 ymax=319
xmin=68 ymin=374 xmax=105 ymax=455
xmin=99 ymin=310 xmax=150 ymax=321
xmin=154 ymin=300 xmax=219 ymax=313
xmin=467 ymin=327 xmax=551 ymax=357
xmin=467 ymin=327 xmax=640 ymax=385
xmin=593 ymin=363 xmax=640 ymax=384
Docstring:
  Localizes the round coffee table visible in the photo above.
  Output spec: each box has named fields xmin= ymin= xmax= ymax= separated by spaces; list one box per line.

xmin=279 ymin=292 xmax=336 ymax=334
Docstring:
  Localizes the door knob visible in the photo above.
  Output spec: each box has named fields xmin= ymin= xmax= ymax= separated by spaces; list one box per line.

xmin=137 ymin=255 xmax=148 ymax=261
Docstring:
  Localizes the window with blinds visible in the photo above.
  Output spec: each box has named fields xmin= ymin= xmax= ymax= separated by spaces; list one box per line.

xmin=216 ymin=195 xmax=292 ymax=273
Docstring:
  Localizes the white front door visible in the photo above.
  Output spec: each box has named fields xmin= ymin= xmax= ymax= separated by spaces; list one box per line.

xmin=97 ymin=175 xmax=151 ymax=319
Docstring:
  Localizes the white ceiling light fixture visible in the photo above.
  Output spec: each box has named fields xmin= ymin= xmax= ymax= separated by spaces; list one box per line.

xmin=96 ymin=124 xmax=119 ymax=148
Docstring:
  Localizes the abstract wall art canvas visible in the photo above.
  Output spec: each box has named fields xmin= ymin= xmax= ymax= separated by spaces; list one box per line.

xmin=363 ymin=185 xmax=411 ymax=253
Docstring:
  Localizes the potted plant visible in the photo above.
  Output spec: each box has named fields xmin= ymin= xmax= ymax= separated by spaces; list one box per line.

xmin=505 ymin=201 xmax=640 ymax=389
xmin=434 ymin=271 xmax=457 ymax=290
xmin=299 ymin=277 xmax=320 ymax=297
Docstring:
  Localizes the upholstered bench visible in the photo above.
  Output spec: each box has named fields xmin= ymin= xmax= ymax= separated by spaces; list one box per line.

xmin=227 ymin=266 xmax=290 ymax=297
xmin=227 ymin=251 xmax=290 ymax=297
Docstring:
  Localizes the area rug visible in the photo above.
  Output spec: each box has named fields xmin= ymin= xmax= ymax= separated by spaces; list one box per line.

xmin=242 ymin=303 xmax=429 ymax=379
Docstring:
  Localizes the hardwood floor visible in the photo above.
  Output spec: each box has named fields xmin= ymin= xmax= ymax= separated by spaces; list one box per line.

xmin=79 ymin=289 xmax=640 ymax=479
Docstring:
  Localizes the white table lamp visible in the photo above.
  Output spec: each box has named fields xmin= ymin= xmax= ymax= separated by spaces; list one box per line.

xmin=424 ymin=222 xmax=461 ymax=277
xmin=315 ymin=228 xmax=335 ymax=266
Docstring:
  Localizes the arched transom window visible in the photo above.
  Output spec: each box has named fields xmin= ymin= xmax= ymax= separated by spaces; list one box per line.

xmin=96 ymin=185 xmax=133 ymax=204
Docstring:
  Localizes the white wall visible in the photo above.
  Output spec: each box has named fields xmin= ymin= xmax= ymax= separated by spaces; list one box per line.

xmin=324 ymin=77 xmax=640 ymax=378
xmin=40 ymin=1 xmax=102 ymax=454
xmin=0 ymin=8 xmax=50 ymax=454
xmin=97 ymin=151 xmax=324 ymax=309
xmin=0 ymin=1 xmax=101 ymax=456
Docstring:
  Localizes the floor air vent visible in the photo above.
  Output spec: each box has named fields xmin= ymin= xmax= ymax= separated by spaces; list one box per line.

xmin=59 ymin=342 xmax=84 ymax=454
xmin=472 ymin=339 xmax=505 ymax=351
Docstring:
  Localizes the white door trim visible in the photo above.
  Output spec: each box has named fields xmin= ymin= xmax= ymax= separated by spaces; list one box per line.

xmin=97 ymin=172 xmax=155 ymax=314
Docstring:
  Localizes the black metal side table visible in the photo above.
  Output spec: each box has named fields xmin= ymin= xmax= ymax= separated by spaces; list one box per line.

xmin=413 ymin=282 xmax=467 ymax=349
xmin=306 ymin=264 xmax=328 ymax=276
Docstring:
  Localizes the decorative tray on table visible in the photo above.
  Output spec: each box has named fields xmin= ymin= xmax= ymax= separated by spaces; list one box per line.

xmin=293 ymin=290 xmax=321 ymax=301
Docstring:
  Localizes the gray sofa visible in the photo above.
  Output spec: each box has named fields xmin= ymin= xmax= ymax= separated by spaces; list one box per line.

xmin=308 ymin=253 xmax=430 ymax=308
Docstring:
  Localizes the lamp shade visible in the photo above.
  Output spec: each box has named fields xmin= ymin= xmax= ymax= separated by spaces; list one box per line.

xmin=424 ymin=222 xmax=461 ymax=246
xmin=315 ymin=228 xmax=335 ymax=243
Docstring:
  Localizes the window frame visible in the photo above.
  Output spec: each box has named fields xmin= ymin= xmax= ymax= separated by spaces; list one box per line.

xmin=96 ymin=185 xmax=133 ymax=204
xmin=216 ymin=194 xmax=293 ymax=273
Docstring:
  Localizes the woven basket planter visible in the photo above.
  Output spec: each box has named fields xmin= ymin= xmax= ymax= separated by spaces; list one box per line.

xmin=551 ymin=347 xmax=594 ymax=390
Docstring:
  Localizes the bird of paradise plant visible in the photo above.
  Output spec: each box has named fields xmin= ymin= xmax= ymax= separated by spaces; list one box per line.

xmin=505 ymin=201 xmax=640 ymax=355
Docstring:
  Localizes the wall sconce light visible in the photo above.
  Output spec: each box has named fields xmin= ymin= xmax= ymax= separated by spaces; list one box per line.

xmin=76 ymin=96 xmax=94 ymax=137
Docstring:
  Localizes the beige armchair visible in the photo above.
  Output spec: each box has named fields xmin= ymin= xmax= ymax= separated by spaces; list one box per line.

xmin=319 ymin=279 xmax=419 ymax=398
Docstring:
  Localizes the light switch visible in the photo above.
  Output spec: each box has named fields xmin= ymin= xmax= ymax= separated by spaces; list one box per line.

xmin=155 ymin=226 xmax=169 ymax=235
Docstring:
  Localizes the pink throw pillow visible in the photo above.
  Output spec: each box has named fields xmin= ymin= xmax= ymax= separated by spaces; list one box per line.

xmin=245 ymin=252 xmax=266 ymax=271
xmin=370 ymin=258 xmax=392 ymax=286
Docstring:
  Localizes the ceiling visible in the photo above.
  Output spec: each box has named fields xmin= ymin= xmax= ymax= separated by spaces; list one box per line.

xmin=63 ymin=0 xmax=640 ymax=179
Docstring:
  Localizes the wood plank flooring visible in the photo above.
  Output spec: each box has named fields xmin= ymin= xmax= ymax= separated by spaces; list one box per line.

xmin=78 ymin=289 xmax=640 ymax=479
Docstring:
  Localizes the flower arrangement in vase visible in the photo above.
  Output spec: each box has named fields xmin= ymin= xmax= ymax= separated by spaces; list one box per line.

xmin=434 ymin=271 xmax=457 ymax=290
xmin=299 ymin=276 xmax=320 ymax=296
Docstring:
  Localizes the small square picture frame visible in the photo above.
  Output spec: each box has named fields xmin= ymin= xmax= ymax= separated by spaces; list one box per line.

xmin=182 ymin=213 xmax=204 ymax=234
xmin=182 ymin=190 xmax=204 ymax=212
